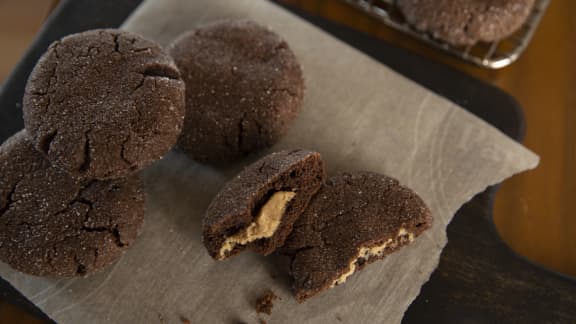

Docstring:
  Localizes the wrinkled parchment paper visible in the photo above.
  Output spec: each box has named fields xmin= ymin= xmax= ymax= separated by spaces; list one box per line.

xmin=0 ymin=0 xmax=539 ymax=323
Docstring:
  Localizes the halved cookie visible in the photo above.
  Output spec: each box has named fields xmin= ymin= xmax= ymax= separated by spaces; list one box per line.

xmin=282 ymin=171 xmax=432 ymax=302
xmin=203 ymin=150 xmax=325 ymax=260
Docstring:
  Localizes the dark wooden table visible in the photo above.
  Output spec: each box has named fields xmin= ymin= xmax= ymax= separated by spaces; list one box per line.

xmin=1 ymin=0 xmax=575 ymax=323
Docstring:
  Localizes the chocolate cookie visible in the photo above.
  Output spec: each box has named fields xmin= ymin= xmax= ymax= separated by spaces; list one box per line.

xmin=23 ymin=29 xmax=185 ymax=180
xmin=203 ymin=150 xmax=325 ymax=260
xmin=168 ymin=19 xmax=304 ymax=164
xmin=397 ymin=0 xmax=535 ymax=45
xmin=0 ymin=131 xmax=145 ymax=277
xmin=283 ymin=172 xmax=432 ymax=302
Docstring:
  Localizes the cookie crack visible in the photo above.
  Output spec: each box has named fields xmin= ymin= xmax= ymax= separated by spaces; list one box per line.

xmin=0 ymin=179 xmax=21 ymax=218
xmin=258 ymin=160 xmax=268 ymax=173
xmin=79 ymin=131 xmax=92 ymax=173
xmin=76 ymin=197 xmax=94 ymax=210
xmin=47 ymin=43 xmax=61 ymax=93
xmin=257 ymin=159 xmax=279 ymax=174
xmin=50 ymin=180 xmax=96 ymax=219
xmin=274 ymin=41 xmax=288 ymax=53
xmin=38 ymin=129 xmax=57 ymax=155
xmin=142 ymin=63 xmax=181 ymax=80
xmin=52 ymin=41 xmax=61 ymax=60
xmin=86 ymin=45 xmax=98 ymax=57
xmin=73 ymin=254 xmax=87 ymax=275
xmin=132 ymin=64 xmax=180 ymax=94
xmin=28 ymin=45 xmax=60 ymax=97
xmin=112 ymin=33 xmax=121 ymax=54
xmin=80 ymin=225 xmax=125 ymax=248
xmin=78 ymin=179 xmax=98 ymax=196
xmin=120 ymin=134 xmax=132 ymax=166
xmin=112 ymin=227 xmax=124 ymax=247
xmin=132 ymin=47 xmax=153 ymax=53
xmin=128 ymin=36 xmax=152 ymax=53
xmin=132 ymin=74 xmax=146 ymax=94
xmin=51 ymin=199 xmax=92 ymax=226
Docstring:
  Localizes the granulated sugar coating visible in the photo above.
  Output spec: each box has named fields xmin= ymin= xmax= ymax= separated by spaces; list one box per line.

xmin=168 ymin=19 xmax=304 ymax=164
xmin=23 ymin=29 xmax=185 ymax=180
xmin=398 ymin=0 xmax=535 ymax=46
xmin=0 ymin=131 xmax=145 ymax=277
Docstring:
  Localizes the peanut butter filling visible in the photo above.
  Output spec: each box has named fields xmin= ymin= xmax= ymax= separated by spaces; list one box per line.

xmin=331 ymin=227 xmax=415 ymax=287
xmin=218 ymin=191 xmax=296 ymax=259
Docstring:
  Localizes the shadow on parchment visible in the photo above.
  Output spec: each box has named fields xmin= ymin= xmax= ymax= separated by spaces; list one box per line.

xmin=142 ymin=150 xmax=229 ymax=240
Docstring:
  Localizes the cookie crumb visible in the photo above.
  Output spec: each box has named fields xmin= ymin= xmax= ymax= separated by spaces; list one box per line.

xmin=255 ymin=290 xmax=278 ymax=315
xmin=180 ymin=316 xmax=191 ymax=324
xmin=259 ymin=319 xmax=267 ymax=324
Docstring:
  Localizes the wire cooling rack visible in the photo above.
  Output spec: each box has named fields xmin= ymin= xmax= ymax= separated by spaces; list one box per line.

xmin=344 ymin=0 xmax=550 ymax=69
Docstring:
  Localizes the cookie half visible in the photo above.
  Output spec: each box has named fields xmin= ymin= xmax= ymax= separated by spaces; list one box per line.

xmin=169 ymin=19 xmax=304 ymax=164
xmin=0 ymin=131 xmax=145 ymax=277
xmin=23 ymin=29 xmax=185 ymax=180
xmin=283 ymin=171 xmax=432 ymax=302
xmin=397 ymin=0 xmax=535 ymax=46
xmin=203 ymin=150 xmax=325 ymax=260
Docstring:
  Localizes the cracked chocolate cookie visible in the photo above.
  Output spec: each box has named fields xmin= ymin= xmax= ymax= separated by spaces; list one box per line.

xmin=0 ymin=131 xmax=145 ymax=277
xmin=23 ymin=29 xmax=185 ymax=180
xmin=397 ymin=0 xmax=535 ymax=46
xmin=168 ymin=19 xmax=304 ymax=164
xmin=282 ymin=171 xmax=432 ymax=302
xmin=203 ymin=150 xmax=325 ymax=260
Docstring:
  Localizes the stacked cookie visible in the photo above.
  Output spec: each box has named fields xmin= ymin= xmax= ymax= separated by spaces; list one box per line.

xmin=203 ymin=151 xmax=432 ymax=302
xmin=0 ymin=29 xmax=186 ymax=277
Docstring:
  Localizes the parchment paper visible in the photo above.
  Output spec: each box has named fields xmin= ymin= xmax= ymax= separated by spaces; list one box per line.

xmin=0 ymin=0 xmax=540 ymax=323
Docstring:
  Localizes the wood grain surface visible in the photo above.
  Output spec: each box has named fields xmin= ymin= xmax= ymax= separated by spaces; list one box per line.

xmin=278 ymin=0 xmax=576 ymax=278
